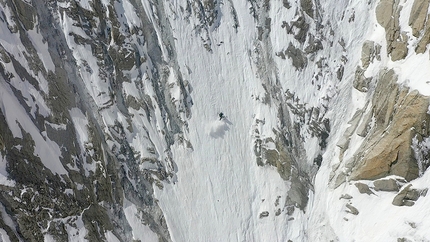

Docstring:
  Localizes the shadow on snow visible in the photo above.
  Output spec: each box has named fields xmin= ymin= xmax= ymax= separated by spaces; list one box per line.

xmin=208 ymin=118 xmax=233 ymax=139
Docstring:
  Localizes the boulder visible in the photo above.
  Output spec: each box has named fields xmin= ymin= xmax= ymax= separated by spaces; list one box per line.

xmin=345 ymin=204 xmax=359 ymax=215
xmin=355 ymin=183 xmax=374 ymax=195
xmin=373 ymin=178 xmax=401 ymax=192
xmin=392 ymin=184 xmax=428 ymax=206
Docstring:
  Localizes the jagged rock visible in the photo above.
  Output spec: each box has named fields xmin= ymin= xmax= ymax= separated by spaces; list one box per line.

xmin=284 ymin=16 xmax=310 ymax=44
xmin=4 ymin=0 xmax=430 ymax=240
xmin=376 ymin=0 xmax=409 ymax=61
xmin=408 ymin=0 xmax=430 ymax=37
xmin=353 ymin=66 xmax=371 ymax=92
xmin=337 ymin=108 xmax=364 ymax=151
xmin=13 ymin=0 xmax=36 ymax=30
xmin=305 ymin=34 xmax=323 ymax=54
xmin=336 ymin=135 xmax=350 ymax=151
xmin=355 ymin=183 xmax=375 ymax=195
xmin=349 ymin=69 xmax=430 ymax=181
xmin=392 ymin=184 xmax=427 ymax=206
xmin=333 ymin=172 xmax=347 ymax=188
xmin=275 ymin=196 xmax=281 ymax=206
xmin=345 ymin=204 xmax=359 ymax=215
xmin=360 ymin=41 xmax=373 ymax=68
xmin=300 ymin=0 xmax=314 ymax=18
xmin=286 ymin=173 xmax=311 ymax=211
xmin=355 ymin=106 xmax=373 ymax=137
xmin=286 ymin=43 xmax=308 ymax=70
xmin=408 ymin=221 xmax=417 ymax=228
xmin=254 ymin=137 xmax=264 ymax=166
xmin=253 ymin=124 xmax=311 ymax=211
xmin=373 ymin=178 xmax=401 ymax=192
xmin=416 ymin=24 xmax=430 ymax=53
xmin=202 ymin=0 xmax=220 ymax=27
xmin=361 ymin=40 xmax=381 ymax=69
xmin=313 ymin=154 xmax=323 ymax=167
xmin=257 ymin=17 xmax=272 ymax=41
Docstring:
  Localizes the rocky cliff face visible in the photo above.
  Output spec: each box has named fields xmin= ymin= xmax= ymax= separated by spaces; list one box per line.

xmin=0 ymin=0 xmax=430 ymax=241
xmin=0 ymin=0 xmax=187 ymax=240
xmin=332 ymin=0 xmax=430 ymax=191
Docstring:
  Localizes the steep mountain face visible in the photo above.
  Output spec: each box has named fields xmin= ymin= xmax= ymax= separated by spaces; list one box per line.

xmin=0 ymin=0 xmax=430 ymax=241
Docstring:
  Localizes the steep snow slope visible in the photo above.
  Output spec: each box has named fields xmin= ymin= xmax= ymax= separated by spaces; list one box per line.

xmin=154 ymin=2 xmax=294 ymax=240
xmin=152 ymin=0 xmax=370 ymax=241
xmin=153 ymin=0 xmax=430 ymax=240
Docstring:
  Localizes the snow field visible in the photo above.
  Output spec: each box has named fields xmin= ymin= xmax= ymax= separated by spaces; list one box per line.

xmin=153 ymin=1 xmax=293 ymax=241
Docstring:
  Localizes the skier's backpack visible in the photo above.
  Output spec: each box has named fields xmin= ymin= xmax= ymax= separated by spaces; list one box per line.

xmin=219 ymin=112 xmax=224 ymax=120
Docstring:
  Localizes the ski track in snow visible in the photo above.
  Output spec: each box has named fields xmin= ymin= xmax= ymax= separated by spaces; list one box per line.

xmin=154 ymin=2 xmax=291 ymax=241
xmin=155 ymin=0 xmax=430 ymax=241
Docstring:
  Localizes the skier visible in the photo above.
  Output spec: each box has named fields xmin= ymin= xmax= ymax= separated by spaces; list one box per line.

xmin=219 ymin=112 xmax=224 ymax=120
